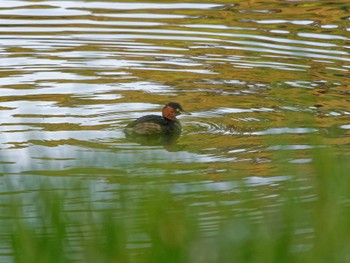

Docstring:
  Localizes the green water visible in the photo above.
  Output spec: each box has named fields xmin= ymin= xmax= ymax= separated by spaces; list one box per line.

xmin=0 ymin=0 xmax=349 ymax=261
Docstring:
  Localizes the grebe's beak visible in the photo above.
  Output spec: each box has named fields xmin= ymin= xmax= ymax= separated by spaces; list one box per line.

xmin=177 ymin=107 xmax=191 ymax=115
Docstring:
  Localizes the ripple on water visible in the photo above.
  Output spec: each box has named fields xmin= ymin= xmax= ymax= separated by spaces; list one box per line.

xmin=0 ymin=0 xmax=349 ymax=175
xmin=0 ymin=8 xmax=90 ymax=16
xmin=252 ymin=128 xmax=318 ymax=135
xmin=250 ymin=19 xmax=315 ymax=25
xmin=188 ymin=121 xmax=238 ymax=135
xmin=0 ymin=2 xmax=350 ymax=258
xmin=45 ymin=2 xmax=225 ymax=10
xmin=96 ymin=13 xmax=193 ymax=19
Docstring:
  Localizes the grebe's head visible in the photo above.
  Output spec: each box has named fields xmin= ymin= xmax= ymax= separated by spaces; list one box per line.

xmin=162 ymin=102 xmax=189 ymax=121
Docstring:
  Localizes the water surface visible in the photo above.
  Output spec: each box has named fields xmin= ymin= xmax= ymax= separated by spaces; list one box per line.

xmin=0 ymin=0 xmax=349 ymax=260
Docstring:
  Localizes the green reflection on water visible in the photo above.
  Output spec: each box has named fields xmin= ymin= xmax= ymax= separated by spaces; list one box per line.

xmin=1 ymin=145 xmax=349 ymax=263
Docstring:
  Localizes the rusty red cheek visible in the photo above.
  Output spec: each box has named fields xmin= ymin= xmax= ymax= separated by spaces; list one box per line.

xmin=162 ymin=106 xmax=177 ymax=121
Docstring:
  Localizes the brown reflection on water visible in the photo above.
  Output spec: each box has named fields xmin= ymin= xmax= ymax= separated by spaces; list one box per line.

xmin=1 ymin=1 xmax=350 ymax=260
xmin=0 ymin=0 xmax=349 ymax=176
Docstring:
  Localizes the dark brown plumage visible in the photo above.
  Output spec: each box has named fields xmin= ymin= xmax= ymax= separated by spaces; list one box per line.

xmin=124 ymin=102 xmax=187 ymax=136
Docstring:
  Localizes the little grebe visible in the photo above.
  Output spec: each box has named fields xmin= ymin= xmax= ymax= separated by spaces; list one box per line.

xmin=124 ymin=102 xmax=188 ymax=136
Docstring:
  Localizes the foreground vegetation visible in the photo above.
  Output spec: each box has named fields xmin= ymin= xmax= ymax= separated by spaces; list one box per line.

xmin=0 ymin=145 xmax=349 ymax=263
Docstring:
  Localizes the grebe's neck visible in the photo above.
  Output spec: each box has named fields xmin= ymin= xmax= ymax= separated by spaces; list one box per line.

xmin=162 ymin=105 xmax=178 ymax=122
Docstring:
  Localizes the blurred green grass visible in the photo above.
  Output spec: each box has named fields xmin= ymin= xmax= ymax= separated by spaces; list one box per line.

xmin=1 ymin=146 xmax=350 ymax=263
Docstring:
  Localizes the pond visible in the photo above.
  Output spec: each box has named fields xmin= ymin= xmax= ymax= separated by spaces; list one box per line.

xmin=0 ymin=0 xmax=349 ymax=262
